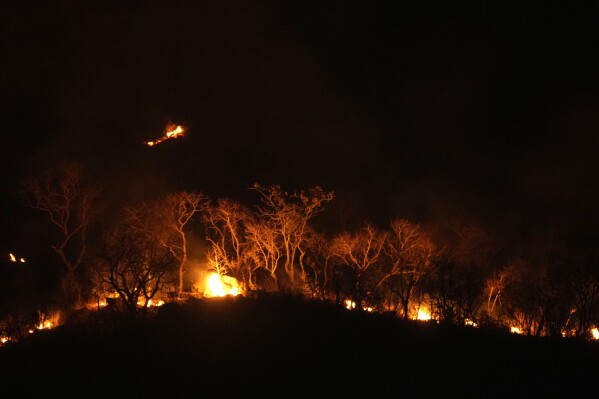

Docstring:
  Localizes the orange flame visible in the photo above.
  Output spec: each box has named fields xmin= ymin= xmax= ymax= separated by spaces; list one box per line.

xmin=205 ymin=273 xmax=241 ymax=297
xmin=8 ymin=252 xmax=26 ymax=263
xmin=145 ymin=123 xmax=185 ymax=146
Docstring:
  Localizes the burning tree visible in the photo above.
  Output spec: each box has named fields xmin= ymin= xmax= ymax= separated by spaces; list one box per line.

xmin=20 ymin=161 xmax=100 ymax=309
xmin=95 ymin=204 xmax=177 ymax=319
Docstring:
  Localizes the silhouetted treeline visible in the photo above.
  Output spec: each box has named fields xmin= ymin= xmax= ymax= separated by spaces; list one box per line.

xmin=2 ymin=161 xmax=599 ymax=342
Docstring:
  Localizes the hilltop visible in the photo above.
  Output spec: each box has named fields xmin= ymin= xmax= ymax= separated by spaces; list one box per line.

xmin=1 ymin=294 xmax=598 ymax=397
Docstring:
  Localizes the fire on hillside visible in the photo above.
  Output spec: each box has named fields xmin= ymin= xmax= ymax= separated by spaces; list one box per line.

xmin=145 ymin=123 xmax=185 ymax=147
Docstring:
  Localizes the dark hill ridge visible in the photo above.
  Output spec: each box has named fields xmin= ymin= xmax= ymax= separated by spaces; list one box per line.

xmin=1 ymin=294 xmax=598 ymax=397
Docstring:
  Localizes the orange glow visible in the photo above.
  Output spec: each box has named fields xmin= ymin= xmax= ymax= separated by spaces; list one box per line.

xmin=8 ymin=252 xmax=26 ymax=263
xmin=417 ymin=308 xmax=432 ymax=321
xmin=205 ymin=273 xmax=241 ymax=297
xmin=145 ymin=123 xmax=185 ymax=146
xmin=36 ymin=320 xmax=54 ymax=330
xmin=35 ymin=311 xmax=60 ymax=331
xmin=136 ymin=298 xmax=165 ymax=307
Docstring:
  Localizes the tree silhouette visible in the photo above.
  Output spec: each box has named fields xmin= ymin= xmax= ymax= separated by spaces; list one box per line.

xmin=157 ymin=191 xmax=209 ymax=296
xmin=384 ymin=219 xmax=436 ymax=319
xmin=331 ymin=222 xmax=387 ymax=310
xmin=204 ymin=198 xmax=253 ymax=289
xmin=95 ymin=204 xmax=177 ymax=319
xmin=249 ymin=183 xmax=334 ymax=292
xmin=19 ymin=161 xmax=100 ymax=309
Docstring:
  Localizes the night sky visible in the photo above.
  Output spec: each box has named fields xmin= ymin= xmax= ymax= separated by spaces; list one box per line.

xmin=2 ymin=2 xmax=599 ymax=254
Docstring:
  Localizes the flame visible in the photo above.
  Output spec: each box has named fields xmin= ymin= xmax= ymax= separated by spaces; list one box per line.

xmin=591 ymin=328 xmax=599 ymax=340
xmin=465 ymin=318 xmax=478 ymax=327
xmin=36 ymin=320 xmax=54 ymax=330
xmin=34 ymin=311 xmax=60 ymax=331
xmin=145 ymin=123 xmax=185 ymax=146
xmin=136 ymin=298 xmax=165 ymax=307
xmin=510 ymin=326 xmax=522 ymax=334
xmin=417 ymin=308 xmax=432 ymax=321
xmin=8 ymin=252 xmax=26 ymax=263
xmin=205 ymin=272 xmax=241 ymax=297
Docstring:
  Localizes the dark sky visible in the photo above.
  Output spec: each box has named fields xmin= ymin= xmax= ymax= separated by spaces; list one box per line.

xmin=2 ymin=1 xmax=599 ymax=252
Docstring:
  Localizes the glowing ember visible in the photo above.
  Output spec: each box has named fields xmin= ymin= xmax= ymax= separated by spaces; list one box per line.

xmin=345 ymin=299 xmax=356 ymax=310
xmin=136 ymin=298 xmax=165 ymax=307
xmin=205 ymin=272 xmax=241 ymax=297
xmin=591 ymin=328 xmax=599 ymax=340
xmin=145 ymin=123 xmax=185 ymax=146
xmin=465 ymin=319 xmax=478 ymax=327
xmin=8 ymin=252 xmax=26 ymax=263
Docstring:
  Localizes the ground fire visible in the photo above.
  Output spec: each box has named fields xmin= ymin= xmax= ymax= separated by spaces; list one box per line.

xmin=145 ymin=123 xmax=185 ymax=146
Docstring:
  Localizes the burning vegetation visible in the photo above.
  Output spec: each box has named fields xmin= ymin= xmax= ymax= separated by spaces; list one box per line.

xmin=145 ymin=123 xmax=185 ymax=147
xmin=3 ymin=164 xmax=599 ymax=349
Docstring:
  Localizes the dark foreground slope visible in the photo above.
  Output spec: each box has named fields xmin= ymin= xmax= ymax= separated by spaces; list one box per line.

xmin=1 ymin=295 xmax=598 ymax=397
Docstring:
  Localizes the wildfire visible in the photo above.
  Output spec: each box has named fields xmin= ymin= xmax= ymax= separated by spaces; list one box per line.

xmin=510 ymin=326 xmax=522 ymax=334
xmin=343 ymin=300 xmax=373 ymax=312
xmin=137 ymin=298 xmax=165 ymax=307
xmin=145 ymin=123 xmax=185 ymax=146
xmin=8 ymin=252 xmax=26 ymax=263
xmin=36 ymin=320 xmax=54 ymax=330
xmin=205 ymin=272 xmax=241 ymax=297
xmin=417 ymin=308 xmax=432 ymax=321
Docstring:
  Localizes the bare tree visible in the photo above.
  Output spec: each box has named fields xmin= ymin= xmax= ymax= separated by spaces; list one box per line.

xmin=204 ymin=198 xmax=253 ymax=289
xmin=95 ymin=205 xmax=177 ymax=319
xmin=245 ymin=218 xmax=282 ymax=292
xmin=384 ymin=219 xmax=436 ymax=319
xmin=427 ymin=223 xmax=497 ymax=325
xmin=302 ymin=230 xmax=337 ymax=301
xmin=20 ymin=161 xmax=100 ymax=308
xmin=483 ymin=261 xmax=518 ymax=324
xmin=157 ymin=191 xmax=209 ymax=295
xmin=250 ymin=183 xmax=334 ymax=291
xmin=331 ymin=222 xmax=387 ymax=311
xmin=501 ymin=259 xmax=544 ymax=336
xmin=563 ymin=256 xmax=599 ymax=338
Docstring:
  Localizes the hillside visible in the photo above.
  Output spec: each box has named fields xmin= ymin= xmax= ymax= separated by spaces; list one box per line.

xmin=1 ymin=294 xmax=598 ymax=397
